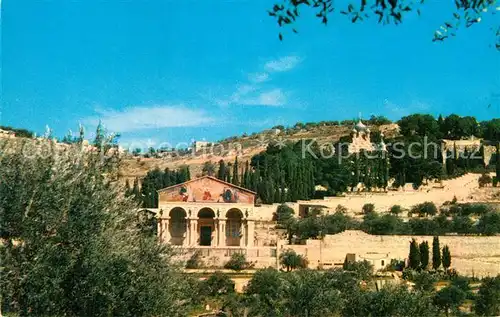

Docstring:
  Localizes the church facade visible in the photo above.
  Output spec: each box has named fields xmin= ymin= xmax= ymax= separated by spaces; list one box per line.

xmin=156 ymin=176 xmax=258 ymax=248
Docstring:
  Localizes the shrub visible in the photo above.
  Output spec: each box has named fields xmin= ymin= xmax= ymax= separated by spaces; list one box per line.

xmin=279 ymin=249 xmax=308 ymax=271
xmin=274 ymin=204 xmax=295 ymax=224
xmin=200 ymin=272 xmax=235 ymax=297
xmin=493 ymin=176 xmax=498 ymax=187
xmin=336 ymin=204 xmax=348 ymax=214
xmin=343 ymin=260 xmax=373 ymax=280
xmin=186 ymin=250 xmax=203 ymax=269
xmin=362 ymin=203 xmax=375 ymax=214
xmin=478 ymin=173 xmax=492 ymax=187
xmin=389 ymin=205 xmax=403 ymax=215
xmin=224 ymin=253 xmax=251 ymax=271
xmin=411 ymin=201 xmax=438 ymax=217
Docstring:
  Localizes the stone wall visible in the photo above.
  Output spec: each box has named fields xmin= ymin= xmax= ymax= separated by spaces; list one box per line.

xmin=297 ymin=173 xmax=483 ymax=216
xmin=280 ymin=230 xmax=500 ymax=277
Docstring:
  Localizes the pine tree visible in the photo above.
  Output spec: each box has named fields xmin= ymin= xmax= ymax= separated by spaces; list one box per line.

xmin=432 ymin=236 xmax=442 ymax=270
xmin=232 ymin=157 xmax=240 ymax=186
xmin=442 ymin=245 xmax=451 ymax=271
xmin=419 ymin=241 xmax=430 ymax=270
xmin=408 ymin=239 xmax=421 ymax=270
xmin=217 ymin=160 xmax=226 ymax=180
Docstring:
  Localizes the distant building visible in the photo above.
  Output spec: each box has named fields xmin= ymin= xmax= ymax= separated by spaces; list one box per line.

xmin=347 ymin=119 xmax=387 ymax=154
xmin=0 ymin=129 xmax=16 ymax=139
xmin=193 ymin=140 xmax=210 ymax=153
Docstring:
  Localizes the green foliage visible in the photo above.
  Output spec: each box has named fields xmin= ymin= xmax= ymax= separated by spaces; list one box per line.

xmin=411 ymin=201 xmax=438 ymax=217
xmin=474 ymin=276 xmax=500 ymax=316
xmin=223 ymin=253 xmax=251 ymax=271
xmin=282 ymin=269 xmax=342 ymax=317
xmin=476 ymin=211 xmax=500 ymax=236
xmin=390 ymin=204 xmax=403 ymax=215
xmin=140 ymin=166 xmax=190 ymax=208
xmin=201 ymin=160 xmax=216 ymax=176
xmin=432 ymin=236 xmax=441 ymax=270
xmin=274 ymin=204 xmax=294 ymax=224
xmin=413 ymin=271 xmax=437 ymax=292
xmin=244 ymin=268 xmax=287 ymax=316
xmin=279 ymin=249 xmax=307 ymax=272
xmin=442 ymin=245 xmax=452 ymax=271
xmin=200 ymin=272 xmax=235 ymax=298
xmin=408 ymin=239 xmax=421 ymax=270
xmin=433 ymin=286 xmax=466 ymax=317
xmin=269 ymin=0 xmax=499 ymax=51
xmin=0 ymin=138 xmax=189 ymax=316
xmin=186 ymin=250 xmax=203 ymax=269
xmin=419 ymin=241 xmax=430 ymax=270
xmin=342 ymin=260 xmax=373 ymax=281
xmin=478 ymin=173 xmax=492 ymax=187
xmin=0 ymin=125 xmax=34 ymax=138
xmin=362 ymin=203 xmax=375 ymax=214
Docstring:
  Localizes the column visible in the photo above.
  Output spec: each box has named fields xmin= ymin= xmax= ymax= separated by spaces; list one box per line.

xmin=241 ymin=221 xmax=247 ymax=247
xmin=190 ymin=218 xmax=198 ymax=246
xmin=214 ymin=219 xmax=219 ymax=247
xmin=163 ymin=217 xmax=171 ymax=244
xmin=247 ymin=220 xmax=255 ymax=248
xmin=218 ymin=218 xmax=226 ymax=247
xmin=183 ymin=219 xmax=190 ymax=247
xmin=157 ymin=217 xmax=163 ymax=242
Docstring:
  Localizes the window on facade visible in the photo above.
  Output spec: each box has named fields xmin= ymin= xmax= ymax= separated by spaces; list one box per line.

xmin=226 ymin=221 xmax=240 ymax=238
xmin=381 ymin=260 xmax=385 ymax=266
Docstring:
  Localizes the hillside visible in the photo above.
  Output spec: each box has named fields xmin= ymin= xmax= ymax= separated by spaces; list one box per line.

xmin=118 ymin=122 xmax=400 ymax=181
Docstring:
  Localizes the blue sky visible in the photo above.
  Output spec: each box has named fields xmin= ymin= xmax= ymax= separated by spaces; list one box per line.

xmin=2 ymin=0 xmax=499 ymax=149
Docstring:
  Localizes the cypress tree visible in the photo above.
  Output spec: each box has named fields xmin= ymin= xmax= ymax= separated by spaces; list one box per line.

xmin=243 ymin=161 xmax=250 ymax=189
xmin=408 ymin=239 xmax=421 ymax=270
xmin=442 ymin=245 xmax=451 ymax=271
xmin=432 ymin=236 xmax=441 ymax=270
xmin=232 ymin=157 xmax=240 ymax=186
xmin=419 ymin=241 xmax=430 ymax=270
xmin=186 ymin=166 xmax=191 ymax=181
xmin=217 ymin=160 xmax=226 ymax=180
xmin=163 ymin=168 xmax=171 ymax=187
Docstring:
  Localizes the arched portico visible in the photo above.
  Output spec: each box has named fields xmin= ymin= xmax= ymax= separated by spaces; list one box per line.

xmin=226 ymin=208 xmax=243 ymax=246
xmin=169 ymin=207 xmax=187 ymax=245
xmin=198 ymin=207 xmax=216 ymax=246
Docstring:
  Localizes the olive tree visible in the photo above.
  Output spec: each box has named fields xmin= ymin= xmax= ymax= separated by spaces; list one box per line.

xmin=0 ymin=138 xmax=190 ymax=316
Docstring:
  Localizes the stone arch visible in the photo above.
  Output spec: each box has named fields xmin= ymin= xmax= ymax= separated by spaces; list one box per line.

xmin=198 ymin=207 xmax=216 ymax=246
xmin=169 ymin=207 xmax=187 ymax=245
xmin=226 ymin=208 xmax=243 ymax=246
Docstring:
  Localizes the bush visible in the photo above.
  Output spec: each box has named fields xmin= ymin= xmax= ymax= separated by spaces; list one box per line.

xmin=478 ymin=173 xmax=492 ymax=187
xmin=224 ymin=253 xmax=251 ymax=271
xmin=493 ymin=176 xmax=498 ymax=187
xmin=389 ymin=205 xmax=403 ymax=215
xmin=279 ymin=249 xmax=308 ymax=271
xmin=343 ymin=259 xmax=374 ymax=280
xmin=200 ymin=272 xmax=235 ymax=297
xmin=186 ymin=250 xmax=203 ymax=269
xmin=274 ymin=204 xmax=295 ymax=224
xmin=336 ymin=204 xmax=348 ymax=214
xmin=411 ymin=201 xmax=438 ymax=217
xmin=362 ymin=203 xmax=375 ymax=214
